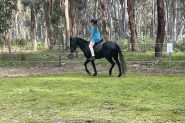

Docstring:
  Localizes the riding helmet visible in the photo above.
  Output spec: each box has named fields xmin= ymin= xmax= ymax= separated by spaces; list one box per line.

xmin=90 ymin=19 xmax=98 ymax=25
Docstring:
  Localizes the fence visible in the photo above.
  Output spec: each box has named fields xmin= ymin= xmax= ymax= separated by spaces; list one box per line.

xmin=0 ymin=50 xmax=184 ymax=72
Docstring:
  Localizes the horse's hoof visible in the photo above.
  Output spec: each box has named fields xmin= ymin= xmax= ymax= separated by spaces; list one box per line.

xmin=118 ymin=75 xmax=122 ymax=77
xmin=109 ymin=72 xmax=112 ymax=76
xmin=93 ymin=73 xmax=97 ymax=76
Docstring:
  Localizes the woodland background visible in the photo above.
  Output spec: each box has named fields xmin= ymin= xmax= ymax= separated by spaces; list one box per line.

xmin=0 ymin=0 xmax=185 ymax=65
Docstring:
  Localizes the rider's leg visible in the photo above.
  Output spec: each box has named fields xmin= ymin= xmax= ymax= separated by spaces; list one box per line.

xmin=89 ymin=42 xmax=95 ymax=58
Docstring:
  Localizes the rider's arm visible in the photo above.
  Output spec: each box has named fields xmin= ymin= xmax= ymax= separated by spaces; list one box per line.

xmin=88 ymin=34 xmax=93 ymax=42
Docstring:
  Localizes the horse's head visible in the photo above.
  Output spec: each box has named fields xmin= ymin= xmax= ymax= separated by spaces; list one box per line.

xmin=70 ymin=37 xmax=77 ymax=53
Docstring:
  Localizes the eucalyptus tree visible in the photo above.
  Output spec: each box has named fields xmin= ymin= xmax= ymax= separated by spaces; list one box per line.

xmin=22 ymin=0 xmax=43 ymax=51
xmin=178 ymin=0 xmax=185 ymax=40
xmin=0 ymin=0 xmax=18 ymax=62
xmin=127 ymin=0 xmax=137 ymax=51
xmin=155 ymin=0 xmax=165 ymax=57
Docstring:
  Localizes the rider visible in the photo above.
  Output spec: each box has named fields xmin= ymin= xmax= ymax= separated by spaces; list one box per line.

xmin=88 ymin=19 xmax=101 ymax=60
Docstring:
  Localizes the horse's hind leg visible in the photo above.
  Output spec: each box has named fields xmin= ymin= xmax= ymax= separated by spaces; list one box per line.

xmin=84 ymin=60 xmax=91 ymax=75
xmin=113 ymin=56 xmax=122 ymax=77
xmin=91 ymin=60 xmax=97 ymax=76
xmin=106 ymin=58 xmax=115 ymax=76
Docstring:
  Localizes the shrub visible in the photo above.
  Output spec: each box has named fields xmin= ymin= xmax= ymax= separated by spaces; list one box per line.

xmin=174 ymin=38 xmax=185 ymax=52
xmin=138 ymin=36 xmax=155 ymax=52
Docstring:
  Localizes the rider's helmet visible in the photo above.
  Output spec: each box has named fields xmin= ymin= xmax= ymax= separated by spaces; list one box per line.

xmin=90 ymin=19 xmax=98 ymax=25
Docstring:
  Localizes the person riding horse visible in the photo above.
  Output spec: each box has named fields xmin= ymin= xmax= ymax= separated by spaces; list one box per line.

xmin=88 ymin=19 xmax=102 ymax=61
xmin=69 ymin=19 xmax=126 ymax=77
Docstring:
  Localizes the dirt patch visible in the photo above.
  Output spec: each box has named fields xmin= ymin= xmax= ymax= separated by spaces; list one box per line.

xmin=0 ymin=66 xmax=185 ymax=78
xmin=0 ymin=67 xmax=84 ymax=78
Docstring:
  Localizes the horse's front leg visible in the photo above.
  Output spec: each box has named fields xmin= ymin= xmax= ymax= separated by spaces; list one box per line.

xmin=84 ymin=60 xmax=91 ymax=75
xmin=91 ymin=60 xmax=97 ymax=76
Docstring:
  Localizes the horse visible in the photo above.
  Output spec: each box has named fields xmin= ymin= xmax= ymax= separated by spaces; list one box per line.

xmin=69 ymin=37 xmax=126 ymax=77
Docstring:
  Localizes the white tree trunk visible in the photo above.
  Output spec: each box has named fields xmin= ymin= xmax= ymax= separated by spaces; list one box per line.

xmin=64 ymin=0 xmax=70 ymax=50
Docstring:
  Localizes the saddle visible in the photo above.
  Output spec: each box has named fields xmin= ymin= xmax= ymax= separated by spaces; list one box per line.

xmin=93 ymin=39 xmax=105 ymax=52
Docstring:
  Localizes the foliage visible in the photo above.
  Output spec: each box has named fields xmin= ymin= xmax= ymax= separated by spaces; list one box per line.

xmin=0 ymin=0 xmax=17 ymax=33
xmin=52 ymin=0 xmax=64 ymax=42
xmin=116 ymin=36 xmax=155 ymax=52
xmin=22 ymin=0 xmax=44 ymax=7
xmin=174 ymin=38 xmax=185 ymax=52
xmin=139 ymin=35 xmax=155 ymax=51
xmin=52 ymin=0 xmax=64 ymax=24
xmin=13 ymin=39 xmax=27 ymax=47
xmin=179 ymin=0 xmax=185 ymax=17
xmin=77 ymin=0 xmax=87 ymax=10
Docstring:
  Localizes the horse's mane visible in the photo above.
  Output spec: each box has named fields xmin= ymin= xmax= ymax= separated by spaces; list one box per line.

xmin=74 ymin=37 xmax=88 ymax=44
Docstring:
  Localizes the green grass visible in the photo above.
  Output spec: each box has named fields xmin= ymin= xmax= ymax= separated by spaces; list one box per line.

xmin=0 ymin=73 xmax=185 ymax=122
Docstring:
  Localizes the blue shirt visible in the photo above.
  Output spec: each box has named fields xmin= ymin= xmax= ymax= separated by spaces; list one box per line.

xmin=90 ymin=27 xmax=101 ymax=43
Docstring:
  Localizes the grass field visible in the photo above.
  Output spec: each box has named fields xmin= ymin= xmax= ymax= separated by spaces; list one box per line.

xmin=0 ymin=73 xmax=185 ymax=123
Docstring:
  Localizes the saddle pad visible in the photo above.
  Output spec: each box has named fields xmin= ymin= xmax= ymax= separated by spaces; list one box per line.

xmin=94 ymin=41 xmax=105 ymax=52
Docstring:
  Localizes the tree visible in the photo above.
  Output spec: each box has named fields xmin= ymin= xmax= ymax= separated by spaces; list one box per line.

xmin=63 ymin=0 xmax=70 ymax=50
xmin=120 ymin=0 xmax=128 ymax=37
xmin=0 ymin=0 xmax=17 ymax=62
xmin=127 ymin=0 xmax=137 ymax=51
xmin=155 ymin=0 xmax=165 ymax=57
xmin=30 ymin=3 xmax=37 ymax=51
xmin=45 ymin=0 xmax=53 ymax=50
xmin=69 ymin=0 xmax=78 ymax=37
xmin=99 ymin=0 xmax=111 ymax=40
xmin=1 ymin=0 xmax=185 ymax=54
xmin=22 ymin=0 xmax=40 ymax=51
xmin=0 ymin=0 xmax=17 ymax=33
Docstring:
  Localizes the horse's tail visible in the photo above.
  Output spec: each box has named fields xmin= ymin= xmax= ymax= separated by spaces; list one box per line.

xmin=116 ymin=44 xmax=127 ymax=75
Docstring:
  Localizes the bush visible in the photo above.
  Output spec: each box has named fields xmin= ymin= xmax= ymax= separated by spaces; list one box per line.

xmin=13 ymin=39 xmax=27 ymax=47
xmin=175 ymin=38 xmax=185 ymax=52
xmin=117 ymin=35 xmax=155 ymax=52
xmin=138 ymin=36 xmax=155 ymax=52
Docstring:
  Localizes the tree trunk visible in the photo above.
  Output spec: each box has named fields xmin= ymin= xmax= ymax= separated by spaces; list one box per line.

xmin=44 ymin=22 xmax=48 ymax=48
xmin=30 ymin=4 xmax=37 ymax=51
xmin=64 ymin=0 xmax=70 ymax=50
xmin=45 ymin=0 xmax=53 ymax=50
xmin=127 ymin=0 xmax=137 ymax=51
xmin=94 ymin=0 xmax=99 ymax=18
xmin=151 ymin=0 xmax=156 ymax=38
xmin=99 ymin=0 xmax=110 ymax=40
xmin=69 ymin=0 xmax=78 ymax=37
xmin=4 ymin=31 xmax=12 ymax=64
xmin=172 ymin=0 xmax=177 ymax=42
xmin=155 ymin=0 xmax=165 ymax=57
xmin=15 ymin=10 xmax=19 ymax=39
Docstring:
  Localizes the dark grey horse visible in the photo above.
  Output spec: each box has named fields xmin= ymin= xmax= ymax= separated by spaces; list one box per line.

xmin=69 ymin=37 xmax=126 ymax=77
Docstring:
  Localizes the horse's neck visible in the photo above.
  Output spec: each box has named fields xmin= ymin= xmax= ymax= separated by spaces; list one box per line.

xmin=76 ymin=39 xmax=89 ymax=53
